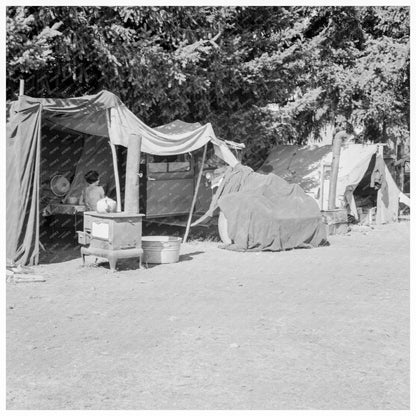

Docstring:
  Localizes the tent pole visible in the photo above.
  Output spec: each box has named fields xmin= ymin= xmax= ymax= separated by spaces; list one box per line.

xmin=106 ymin=108 xmax=122 ymax=212
xmin=19 ymin=79 xmax=24 ymax=96
xmin=110 ymin=143 xmax=122 ymax=212
xmin=328 ymin=130 xmax=345 ymax=210
xmin=319 ymin=161 xmax=325 ymax=210
xmin=183 ymin=144 xmax=207 ymax=243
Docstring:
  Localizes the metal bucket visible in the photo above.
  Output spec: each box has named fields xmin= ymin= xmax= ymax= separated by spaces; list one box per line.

xmin=142 ymin=236 xmax=182 ymax=264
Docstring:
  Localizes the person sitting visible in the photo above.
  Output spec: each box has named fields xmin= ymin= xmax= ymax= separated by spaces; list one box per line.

xmin=79 ymin=170 xmax=105 ymax=211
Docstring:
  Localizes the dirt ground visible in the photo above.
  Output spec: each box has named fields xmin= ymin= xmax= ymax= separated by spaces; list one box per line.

xmin=6 ymin=221 xmax=410 ymax=410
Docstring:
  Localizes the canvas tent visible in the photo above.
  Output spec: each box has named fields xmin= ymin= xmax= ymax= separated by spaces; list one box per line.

xmin=6 ymin=90 xmax=239 ymax=266
xmin=259 ymin=143 xmax=410 ymax=224
xmin=64 ymin=118 xmax=226 ymax=206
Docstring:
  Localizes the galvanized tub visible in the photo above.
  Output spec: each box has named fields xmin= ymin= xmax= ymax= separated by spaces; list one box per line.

xmin=142 ymin=236 xmax=182 ymax=264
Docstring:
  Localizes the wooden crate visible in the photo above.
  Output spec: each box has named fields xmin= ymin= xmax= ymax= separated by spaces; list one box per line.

xmin=357 ymin=207 xmax=377 ymax=226
xmin=321 ymin=209 xmax=348 ymax=235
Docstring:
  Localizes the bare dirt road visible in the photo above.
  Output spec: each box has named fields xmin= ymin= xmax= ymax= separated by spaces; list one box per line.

xmin=6 ymin=222 xmax=410 ymax=410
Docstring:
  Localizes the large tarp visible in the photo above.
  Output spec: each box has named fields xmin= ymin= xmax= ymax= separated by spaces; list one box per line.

xmin=10 ymin=90 xmax=219 ymax=154
xmin=259 ymin=144 xmax=379 ymax=200
xmin=203 ymin=164 xmax=328 ymax=251
xmin=6 ymin=90 xmax=237 ymax=265
xmin=7 ymin=100 xmax=42 ymax=266
xmin=259 ymin=144 xmax=403 ymax=225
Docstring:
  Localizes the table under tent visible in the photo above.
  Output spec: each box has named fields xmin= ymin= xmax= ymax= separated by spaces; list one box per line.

xmin=6 ymin=90 xmax=240 ymax=266
xmin=258 ymin=143 xmax=410 ymax=225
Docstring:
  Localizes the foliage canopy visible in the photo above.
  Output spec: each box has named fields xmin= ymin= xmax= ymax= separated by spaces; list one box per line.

xmin=7 ymin=6 xmax=409 ymax=167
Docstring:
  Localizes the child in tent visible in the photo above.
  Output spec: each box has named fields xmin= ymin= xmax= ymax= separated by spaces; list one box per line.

xmin=79 ymin=170 xmax=105 ymax=211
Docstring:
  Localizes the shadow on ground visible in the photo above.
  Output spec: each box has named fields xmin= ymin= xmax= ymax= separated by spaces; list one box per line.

xmin=39 ymin=215 xmax=220 ymax=266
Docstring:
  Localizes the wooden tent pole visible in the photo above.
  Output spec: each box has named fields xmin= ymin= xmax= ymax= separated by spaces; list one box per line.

xmin=183 ymin=144 xmax=207 ymax=243
xmin=106 ymin=109 xmax=122 ymax=212
xmin=319 ymin=161 xmax=325 ymax=210
xmin=328 ymin=130 xmax=344 ymax=210
xmin=19 ymin=79 xmax=25 ymax=96
xmin=110 ymin=143 xmax=122 ymax=212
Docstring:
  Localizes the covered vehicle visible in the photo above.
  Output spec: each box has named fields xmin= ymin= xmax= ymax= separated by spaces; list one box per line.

xmin=195 ymin=164 xmax=328 ymax=251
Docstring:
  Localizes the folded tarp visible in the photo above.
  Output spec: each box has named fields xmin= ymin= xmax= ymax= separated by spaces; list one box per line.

xmin=205 ymin=164 xmax=328 ymax=251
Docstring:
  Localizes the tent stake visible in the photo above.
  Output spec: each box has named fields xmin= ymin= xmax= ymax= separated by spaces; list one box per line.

xmin=183 ymin=144 xmax=207 ymax=243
